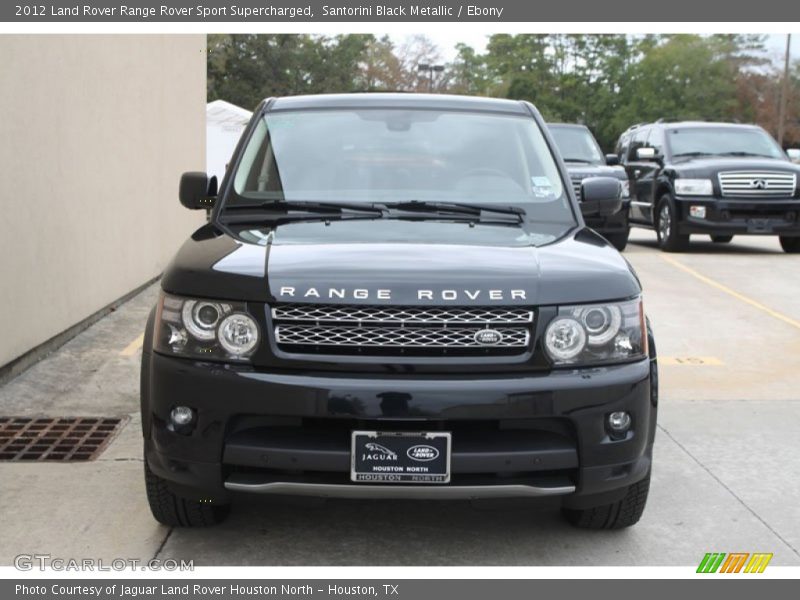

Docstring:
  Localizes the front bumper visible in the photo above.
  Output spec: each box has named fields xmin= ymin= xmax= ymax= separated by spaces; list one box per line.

xmin=142 ymin=351 xmax=657 ymax=507
xmin=675 ymin=197 xmax=800 ymax=236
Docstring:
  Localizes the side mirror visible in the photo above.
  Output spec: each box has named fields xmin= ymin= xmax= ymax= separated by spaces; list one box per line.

xmin=580 ymin=177 xmax=623 ymax=217
xmin=179 ymin=172 xmax=217 ymax=210
xmin=787 ymin=148 xmax=800 ymax=162
xmin=605 ymin=153 xmax=620 ymax=166
xmin=636 ymin=147 xmax=659 ymax=161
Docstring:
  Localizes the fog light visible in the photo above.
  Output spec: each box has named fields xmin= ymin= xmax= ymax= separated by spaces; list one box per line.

xmin=690 ymin=205 xmax=706 ymax=219
xmin=607 ymin=411 xmax=631 ymax=434
xmin=170 ymin=406 xmax=194 ymax=427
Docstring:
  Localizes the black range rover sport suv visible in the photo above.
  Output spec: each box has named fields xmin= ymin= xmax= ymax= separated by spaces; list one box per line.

xmin=616 ymin=120 xmax=800 ymax=252
xmin=548 ymin=123 xmax=631 ymax=251
xmin=141 ymin=94 xmax=658 ymax=529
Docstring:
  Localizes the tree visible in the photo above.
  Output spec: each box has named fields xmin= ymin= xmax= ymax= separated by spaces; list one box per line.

xmin=357 ymin=35 xmax=404 ymax=91
xmin=394 ymin=34 xmax=448 ymax=92
xmin=448 ymin=43 xmax=490 ymax=96
xmin=207 ymin=34 xmax=373 ymax=109
xmin=207 ymin=33 xmax=794 ymax=150
xmin=736 ymin=58 xmax=800 ymax=147
xmin=618 ymin=36 xmax=737 ymax=128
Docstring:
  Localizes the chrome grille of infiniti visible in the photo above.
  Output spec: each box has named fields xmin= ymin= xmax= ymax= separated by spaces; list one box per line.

xmin=718 ymin=172 xmax=797 ymax=197
xmin=271 ymin=304 xmax=534 ymax=356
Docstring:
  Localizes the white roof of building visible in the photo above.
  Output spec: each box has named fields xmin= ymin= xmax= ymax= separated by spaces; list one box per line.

xmin=207 ymin=100 xmax=252 ymax=126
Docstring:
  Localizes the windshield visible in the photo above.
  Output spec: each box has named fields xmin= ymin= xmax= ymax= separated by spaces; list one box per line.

xmin=227 ymin=108 xmax=575 ymax=231
xmin=548 ymin=125 xmax=605 ymax=164
xmin=667 ymin=127 xmax=785 ymax=159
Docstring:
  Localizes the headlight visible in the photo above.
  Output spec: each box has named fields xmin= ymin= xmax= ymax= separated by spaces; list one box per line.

xmin=155 ymin=293 xmax=260 ymax=361
xmin=674 ymin=178 xmax=713 ymax=196
xmin=218 ymin=313 xmax=260 ymax=357
xmin=544 ymin=317 xmax=587 ymax=362
xmin=181 ymin=300 xmax=229 ymax=341
xmin=620 ymin=180 xmax=631 ymax=199
xmin=544 ymin=298 xmax=647 ymax=366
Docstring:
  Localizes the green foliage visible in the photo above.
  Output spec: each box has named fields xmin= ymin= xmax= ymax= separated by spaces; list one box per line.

xmin=207 ymin=34 xmax=798 ymax=149
xmin=207 ymin=34 xmax=373 ymax=110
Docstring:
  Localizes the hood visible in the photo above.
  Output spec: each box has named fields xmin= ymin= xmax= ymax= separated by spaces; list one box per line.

xmin=672 ymin=157 xmax=800 ymax=177
xmin=563 ymin=163 xmax=627 ymax=180
xmin=162 ymin=220 xmax=640 ymax=306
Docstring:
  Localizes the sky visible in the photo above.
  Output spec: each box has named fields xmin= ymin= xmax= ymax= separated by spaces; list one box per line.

xmin=390 ymin=32 xmax=797 ymax=66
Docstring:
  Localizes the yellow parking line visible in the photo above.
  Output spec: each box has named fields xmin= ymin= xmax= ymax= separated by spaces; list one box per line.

xmin=659 ymin=356 xmax=724 ymax=366
xmin=660 ymin=255 xmax=800 ymax=331
xmin=120 ymin=334 xmax=144 ymax=356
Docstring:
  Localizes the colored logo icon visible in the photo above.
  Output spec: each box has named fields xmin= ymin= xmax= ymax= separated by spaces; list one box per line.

xmin=697 ymin=553 xmax=773 ymax=573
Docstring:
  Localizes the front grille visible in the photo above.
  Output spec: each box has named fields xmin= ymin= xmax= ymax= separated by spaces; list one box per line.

xmin=718 ymin=171 xmax=797 ymax=197
xmin=271 ymin=304 xmax=534 ymax=357
xmin=276 ymin=325 xmax=530 ymax=348
xmin=272 ymin=305 xmax=533 ymax=324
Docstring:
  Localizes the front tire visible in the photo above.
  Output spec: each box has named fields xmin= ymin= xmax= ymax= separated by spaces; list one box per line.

xmin=144 ymin=459 xmax=230 ymax=527
xmin=779 ymin=236 xmax=800 ymax=253
xmin=710 ymin=235 xmax=733 ymax=244
xmin=655 ymin=196 xmax=689 ymax=252
xmin=562 ymin=472 xmax=651 ymax=530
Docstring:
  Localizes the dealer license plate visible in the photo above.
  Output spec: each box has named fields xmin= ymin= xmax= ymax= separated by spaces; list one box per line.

xmin=350 ymin=431 xmax=451 ymax=483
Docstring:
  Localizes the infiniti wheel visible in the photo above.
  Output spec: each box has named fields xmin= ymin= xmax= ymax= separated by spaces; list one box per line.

xmin=655 ymin=196 xmax=689 ymax=252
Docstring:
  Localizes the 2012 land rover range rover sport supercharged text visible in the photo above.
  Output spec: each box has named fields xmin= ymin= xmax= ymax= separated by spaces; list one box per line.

xmin=141 ymin=94 xmax=658 ymax=530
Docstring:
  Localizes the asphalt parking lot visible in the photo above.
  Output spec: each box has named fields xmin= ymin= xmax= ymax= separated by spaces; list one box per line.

xmin=1 ymin=229 xmax=799 ymax=567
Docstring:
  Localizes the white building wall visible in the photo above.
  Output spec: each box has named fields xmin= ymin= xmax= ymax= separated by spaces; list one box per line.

xmin=0 ymin=35 xmax=207 ymax=367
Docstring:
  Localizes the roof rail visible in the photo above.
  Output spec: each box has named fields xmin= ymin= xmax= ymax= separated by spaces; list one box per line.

xmin=623 ymin=122 xmax=647 ymax=133
xmin=654 ymin=117 xmax=750 ymax=126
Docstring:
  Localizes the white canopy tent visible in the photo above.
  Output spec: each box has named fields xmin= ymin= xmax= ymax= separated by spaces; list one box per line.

xmin=206 ymin=99 xmax=252 ymax=184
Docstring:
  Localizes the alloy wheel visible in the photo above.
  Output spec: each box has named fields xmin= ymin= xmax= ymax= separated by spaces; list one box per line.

xmin=659 ymin=204 xmax=671 ymax=241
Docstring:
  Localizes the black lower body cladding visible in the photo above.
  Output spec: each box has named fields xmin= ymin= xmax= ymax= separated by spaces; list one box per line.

xmin=142 ymin=350 xmax=657 ymax=524
xmin=675 ymin=197 xmax=800 ymax=236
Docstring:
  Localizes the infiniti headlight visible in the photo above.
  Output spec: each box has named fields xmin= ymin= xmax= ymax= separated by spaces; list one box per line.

xmin=674 ymin=178 xmax=713 ymax=196
xmin=544 ymin=297 xmax=647 ymax=366
xmin=155 ymin=293 xmax=260 ymax=361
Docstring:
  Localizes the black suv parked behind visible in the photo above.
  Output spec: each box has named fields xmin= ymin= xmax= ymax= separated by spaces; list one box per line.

xmin=616 ymin=120 xmax=800 ymax=252
xmin=549 ymin=123 xmax=631 ymax=250
xmin=141 ymin=94 xmax=658 ymax=530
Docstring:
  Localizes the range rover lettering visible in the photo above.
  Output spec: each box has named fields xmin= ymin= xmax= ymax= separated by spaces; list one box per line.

xmin=548 ymin=123 xmax=632 ymax=251
xmin=615 ymin=120 xmax=800 ymax=252
xmin=141 ymin=94 xmax=658 ymax=530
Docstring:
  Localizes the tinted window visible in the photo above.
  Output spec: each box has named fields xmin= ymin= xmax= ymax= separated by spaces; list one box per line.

xmin=667 ymin=127 xmax=785 ymax=159
xmin=627 ymin=127 xmax=650 ymax=161
xmin=616 ymin=133 xmax=631 ymax=162
xmin=648 ymin=127 xmax=665 ymax=156
xmin=548 ymin=125 xmax=604 ymax=165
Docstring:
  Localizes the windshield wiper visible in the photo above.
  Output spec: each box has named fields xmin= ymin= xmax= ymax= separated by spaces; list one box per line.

xmin=379 ymin=200 xmax=525 ymax=222
xmin=672 ymin=151 xmax=714 ymax=158
xmin=221 ymin=199 xmax=526 ymax=225
xmin=220 ymin=200 xmax=386 ymax=224
xmin=717 ymin=151 xmax=778 ymax=159
xmin=224 ymin=199 xmax=385 ymax=214
xmin=224 ymin=213 xmax=383 ymax=226
xmin=562 ymin=158 xmax=594 ymax=163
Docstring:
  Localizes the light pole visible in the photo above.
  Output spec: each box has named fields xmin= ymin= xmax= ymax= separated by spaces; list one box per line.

xmin=777 ymin=33 xmax=792 ymax=147
xmin=418 ymin=63 xmax=445 ymax=93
